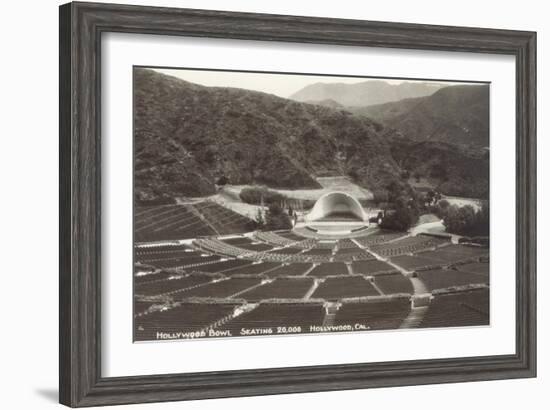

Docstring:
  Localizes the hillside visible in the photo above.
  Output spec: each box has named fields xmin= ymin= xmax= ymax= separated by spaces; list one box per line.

xmin=389 ymin=139 xmax=490 ymax=199
xmin=353 ymin=84 xmax=490 ymax=148
xmin=290 ymin=80 xmax=443 ymax=107
xmin=134 ymin=69 xmax=405 ymax=202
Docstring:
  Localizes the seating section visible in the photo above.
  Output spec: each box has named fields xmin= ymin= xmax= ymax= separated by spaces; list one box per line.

xmin=218 ymin=303 xmax=326 ymax=335
xmin=312 ymin=276 xmax=380 ymax=300
xmin=135 ymin=202 xmax=253 ymax=243
xmin=333 ymin=248 xmax=374 ymax=262
xmin=266 ymin=263 xmax=313 ymax=277
xmin=390 ymin=254 xmax=442 ymax=271
xmin=193 ymin=202 xmax=253 ymax=235
xmin=193 ymin=259 xmax=253 ymax=273
xmin=222 ymin=262 xmax=282 ymax=276
xmin=302 ymin=248 xmax=333 ymax=256
xmin=269 ymin=247 xmax=304 ymax=255
xmin=173 ymin=277 xmax=262 ymax=299
xmin=415 ymin=246 xmax=489 ymax=265
xmin=374 ymin=273 xmax=414 ymax=295
xmin=133 ymin=222 xmax=490 ymax=337
xmin=135 ymin=205 xmax=216 ymax=242
xmin=277 ymin=231 xmax=307 ymax=241
xmin=416 ymin=269 xmax=489 ymax=292
xmin=134 ymin=274 xmax=215 ymax=297
xmin=334 ymin=298 xmax=411 ymax=329
xmin=307 ymin=262 xmax=349 ymax=277
xmin=455 ymin=262 xmax=489 ymax=276
xmin=136 ymin=247 xmax=221 ymax=268
xmin=421 ymin=289 xmax=489 ymax=328
xmin=238 ymin=278 xmax=314 ymax=301
xmin=135 ymin=302 xmax=241 ymax=341
xmin=354 ymin=231 xmax=407 ymax=247
xmin=253 ymin=231 xmax=298 ymax=246
xmin=134 ymin=270 xmax=180 ymax=285
xmin=351 ymin=259 xmax=395 ymax=275
xmin=194 ymin=238 xmax=255 ymax=258
xmin=370 ymin=235 xmax=451 ymax=257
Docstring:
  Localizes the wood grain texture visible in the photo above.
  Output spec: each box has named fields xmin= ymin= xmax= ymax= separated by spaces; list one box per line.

xmin=59 ymin=1 xmax=537 ymax=407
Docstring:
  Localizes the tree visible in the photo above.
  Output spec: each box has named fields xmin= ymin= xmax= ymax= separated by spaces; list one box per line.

xmin=443 ymin=205 xmax=477 ymax=235
xmin=255 ymin=208 xmax=265 ymax=228
xmin=380 ymin=197 xmax=419 ymax=231
xmin=265 ymin=203 xmax=292 ymax=231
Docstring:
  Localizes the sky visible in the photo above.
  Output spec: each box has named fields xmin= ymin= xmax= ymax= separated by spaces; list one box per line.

xmin=151 ymin=67 xmax=459 ymax=99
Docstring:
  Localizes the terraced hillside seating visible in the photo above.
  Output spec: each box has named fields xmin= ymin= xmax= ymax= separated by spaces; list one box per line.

xmin=218 ymin=302 xmax=325 ymax=335
xmin=220 ymin=236 xmax=253 ymax=245
xmin=235 ymin=242 xmax=274 ymax=252
xmin=374 ymin=273 xmax=414 ymax=295
xmin=334 ymin=297 xmax=411 ymax=329
xmin=136 ymin=250 xmax=221 ymax=269
xmin=134 ymin=270 xmax=177 ymax=285
xmin=238 ymin=278 xmax=315 ymax=302
xmin=313 ymin=241 xmax=338 ymax=249
xmin=194 ymin=259 xmax=253 ymax=273
xmin=369 ymin=235 xmax=451 ymax=257
xmin=312 ymin=276 xmax=380 ymax=300
xmin=222 ymin=262 xmax=281 ymax=276
xmin=436 ymin=244 xmax=489 ymax=258
xmin=354 ymin=231 xmax=407 ymax=247
xmin=292 ymin=238 xmax=317 ymax=249
xmin=333 ymin=248 xmax=374 ymax=262
xmin=269 ymin=247 xmax=304 ymax=255
xmin=391 ymin=254 xmax=442 ymax=271
xmin=134 ymin=274 xmax=215 ymax=297
xmin=135 ymin=302 xmax=241 ymax=341
xmin=266 ymin=263 xmax=313 ymax=277
xmin=416 ymin=268 xmax=489 ymax=292
xmin=136 ymin=248 xmax=200 ymax=260
xmin=277 ymin=231 xmax=307 ymax=241
xmin=336 ymin=239 xmax=360 ymax=249
xmin=302 ymin=248 xmax=333 ymax=256
xmin=135 ymin=244 xmax=190 ymax=256
xmin=416 ymin=246 xmax=489 ymax=266
xmin=307 ymin=262 xmax=349 ymax=277
xmin=351 ymin=259 xmax=394 ymax=275
xmin=135 ymin=205 xmax=216 ymax=242
xmin=253 ymin=231 xmax=297 ymax=246
xmin=193 ymin=201 xmax=253 ymax=235
xmin=456 ymin=262 xmax=489 ymax=276
xmin=194 ymin=238 xmax=254 ymax=258
xmin=421 ymin=288 xmax=489 ymax=328
xmin=173 ymin=277 xmax=262 ymax=299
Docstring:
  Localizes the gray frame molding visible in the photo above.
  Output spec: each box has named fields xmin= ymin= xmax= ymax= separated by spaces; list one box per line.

xmin=59 ymin=2 xmax=536 ymax=407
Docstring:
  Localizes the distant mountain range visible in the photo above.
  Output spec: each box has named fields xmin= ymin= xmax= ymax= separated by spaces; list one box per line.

xmin=290 ymin=80 xmax=444 ymax=107
xmin=134 ymin=69 xmax=489 ymax=203
xmin=352 ymin=84 xmax=490 ymax=148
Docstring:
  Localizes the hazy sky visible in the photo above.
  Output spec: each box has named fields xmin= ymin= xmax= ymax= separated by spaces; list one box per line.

xmin=152 ymin=67 xmax=458 ymax=99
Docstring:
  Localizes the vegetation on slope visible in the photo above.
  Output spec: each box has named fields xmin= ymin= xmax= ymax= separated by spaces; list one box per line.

xmin=134 ymin=68 xmax=404 ymax=202
xmin=353 ymin=84 xmax=490 ymax=148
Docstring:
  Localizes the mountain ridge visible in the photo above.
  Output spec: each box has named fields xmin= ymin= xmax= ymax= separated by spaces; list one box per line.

xmin=290 ymin=80 xmax=444 ymax=107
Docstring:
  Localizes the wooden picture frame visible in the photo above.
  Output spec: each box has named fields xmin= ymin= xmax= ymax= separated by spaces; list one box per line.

xmin=59 ymin=1 xmax=536 ymax=407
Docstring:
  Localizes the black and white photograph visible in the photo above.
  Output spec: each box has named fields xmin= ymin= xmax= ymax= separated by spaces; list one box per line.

xmin=133 ymin=67 xmax=490 ymax=341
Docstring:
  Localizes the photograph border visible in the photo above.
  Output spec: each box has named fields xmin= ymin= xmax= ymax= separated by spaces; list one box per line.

xmin=59 ymin=2 xmax=536 ymax=407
